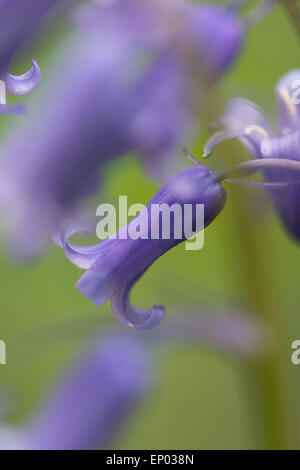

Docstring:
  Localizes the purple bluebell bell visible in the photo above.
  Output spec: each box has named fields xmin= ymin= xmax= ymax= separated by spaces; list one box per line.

xmin=204 ymin=70 xmax=300 ymax=241
xmin=0 ymin=0 xmax=245 ymax=258
xmin=0 ymin=0 xmax=61 ymax=107
xmin=0 ymin=333 xmax=152 ymax=450
xmin=55 ymin=163 xmax=226 ymax=329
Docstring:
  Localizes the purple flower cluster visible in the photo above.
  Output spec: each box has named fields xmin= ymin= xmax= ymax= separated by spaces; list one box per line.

xmin=205 ymin=70 xmax=300 ymax=241
xmin=0 ymin=0 xmax=245 ymax=257
xmin=1 ymin=0 xmax=298 ymax=451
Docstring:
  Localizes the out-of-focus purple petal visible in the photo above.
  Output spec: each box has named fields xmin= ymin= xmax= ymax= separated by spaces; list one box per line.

xmin=275 ymin=69 xmax=300 ymax=134
xmin=24 ymin=334 xmax=152 ymax=450
xmin=0 ymin=0 xmax=59 ymax=73
xmin=0 ymin=103 xmax=24 ymax=114
xmin=217 ymin=98 xmax=274 ymax=158
xmin=130 ymin=55 xmax=193 ymax=178
xmin=4 ymin=60 xmax=41 ymax=96
xmin=182 ymin=4 xmax=245 ymax=78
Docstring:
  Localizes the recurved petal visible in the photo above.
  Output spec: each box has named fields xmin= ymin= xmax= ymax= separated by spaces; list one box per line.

xmin=275 ymin=69 xmax=300 ymax=134
xmin=4 ymin=60 xmax=41 ymax=96
xmin=220 ymin=98 xmax=274 ymax=158
xmin=110 ymin=272 xmax=165 ymax=329
xmin=53 ymin=218 xmax=104 ymax=270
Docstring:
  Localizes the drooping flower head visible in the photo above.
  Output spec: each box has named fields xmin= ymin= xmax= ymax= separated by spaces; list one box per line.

xmin=0 ymin=0 xmax=247 ymax=258
xmin=54 ymin=162 xmax=226 ymax=329
xmin=0 ymin=0 xmax=60 ymax=108
xmin=204 ymin=69 xmax=300 ymax=241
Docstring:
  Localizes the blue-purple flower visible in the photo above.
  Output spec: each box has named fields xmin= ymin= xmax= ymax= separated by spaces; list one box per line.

xmin=204 ymin=69 xmax=300 ymax=241
xmin=0 ymin=0 xmax=245 ymax=258
xmin=55 ymin=163 xmax=226 ymax=329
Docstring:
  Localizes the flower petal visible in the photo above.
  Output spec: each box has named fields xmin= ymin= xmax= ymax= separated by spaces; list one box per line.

xmin=53 ymin=218 xmax=105 ymax=270
xmin=0 ymin=103 xmax=24 ymax=114
xmin=110 ymin=272 xmax=165 ymax=329
xmin=71 ymin=165 xmax=225 ymax=328
xmin=4 ymin=60 xmax=41 ymax=96
xmin=25 ymin=333 xmax=152 ymax=450
xmin=275 ymin=69 xmax=300 ymax=134
xmin=211 ymin=98 xmax=275 ymax=158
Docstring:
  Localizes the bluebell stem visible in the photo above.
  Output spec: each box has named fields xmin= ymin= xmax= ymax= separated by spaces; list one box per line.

xmin=204 ymin=70 xmax=300 ymax=241
xmin=0 ymin=0 xmax=246 ymax=258
xmin=0 ymin=0 xmax=60 ymax=108
xmin=54 ymin=162 xmax=226 ymax=329
xmin=0 ymin=333 xmax=152 ymax=450
xmin=156 ymin=311 xmax=267 ymax=356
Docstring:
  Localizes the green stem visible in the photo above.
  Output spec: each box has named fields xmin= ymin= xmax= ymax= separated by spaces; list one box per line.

xmin=282 ymin=0 xmax=300 ymax=41
xmin=229 ymin=184 xmax=298 ymax=449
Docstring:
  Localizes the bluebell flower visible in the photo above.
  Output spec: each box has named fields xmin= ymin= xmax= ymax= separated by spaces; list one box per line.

xmin=0 ymin=333 xmax=152 ymax=450
xmin=204 ymin=70 xmax=300 ymax=241
xmin=0 ymin=0 xmax=245 ymax=258
xmin=55 ymin=163 xmax=226 ymax=329
xmin=0 ymin=0 xmax=60 ymax=109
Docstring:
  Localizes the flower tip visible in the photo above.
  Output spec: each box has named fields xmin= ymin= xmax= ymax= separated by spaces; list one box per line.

xmin=202 ymin=150 xmax=211 ymax=159
xmin=5 ymin=60 xmax=41 ymax=96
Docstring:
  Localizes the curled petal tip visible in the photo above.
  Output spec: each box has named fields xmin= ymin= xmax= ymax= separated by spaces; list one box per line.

xmin=5 ymin=60 xmax=41 ymax=96
xmin=110 ymin=277 xmax=165 ymax=330
xmin=202 ymin=151 xmax=211 ymax=159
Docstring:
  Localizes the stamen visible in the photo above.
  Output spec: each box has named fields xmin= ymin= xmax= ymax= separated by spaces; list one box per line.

xmin=278 ymin=87 xmax=297 ymax=116
xmin=245 ymin=124 xmax=269 ymax=138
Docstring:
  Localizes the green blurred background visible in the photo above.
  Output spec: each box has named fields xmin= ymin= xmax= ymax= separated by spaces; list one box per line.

xmin=1 ymin=0 xmax=300 ymax=450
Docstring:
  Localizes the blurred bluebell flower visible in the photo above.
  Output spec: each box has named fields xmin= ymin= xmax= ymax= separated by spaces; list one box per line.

xmin=54 ymin=163 xmax=226 ymax=329
xmin=204 ymin=69 xmax=300 ymax=241
xmin=0 ymin=309 xmax=266 ymax=449
xmin=0 ymin=333 xmax=152 ymax=450
xmin=0 ymin=0 xmax=60 ymax=108
xmin=0 ymin=0 xmax=245 ymax=258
